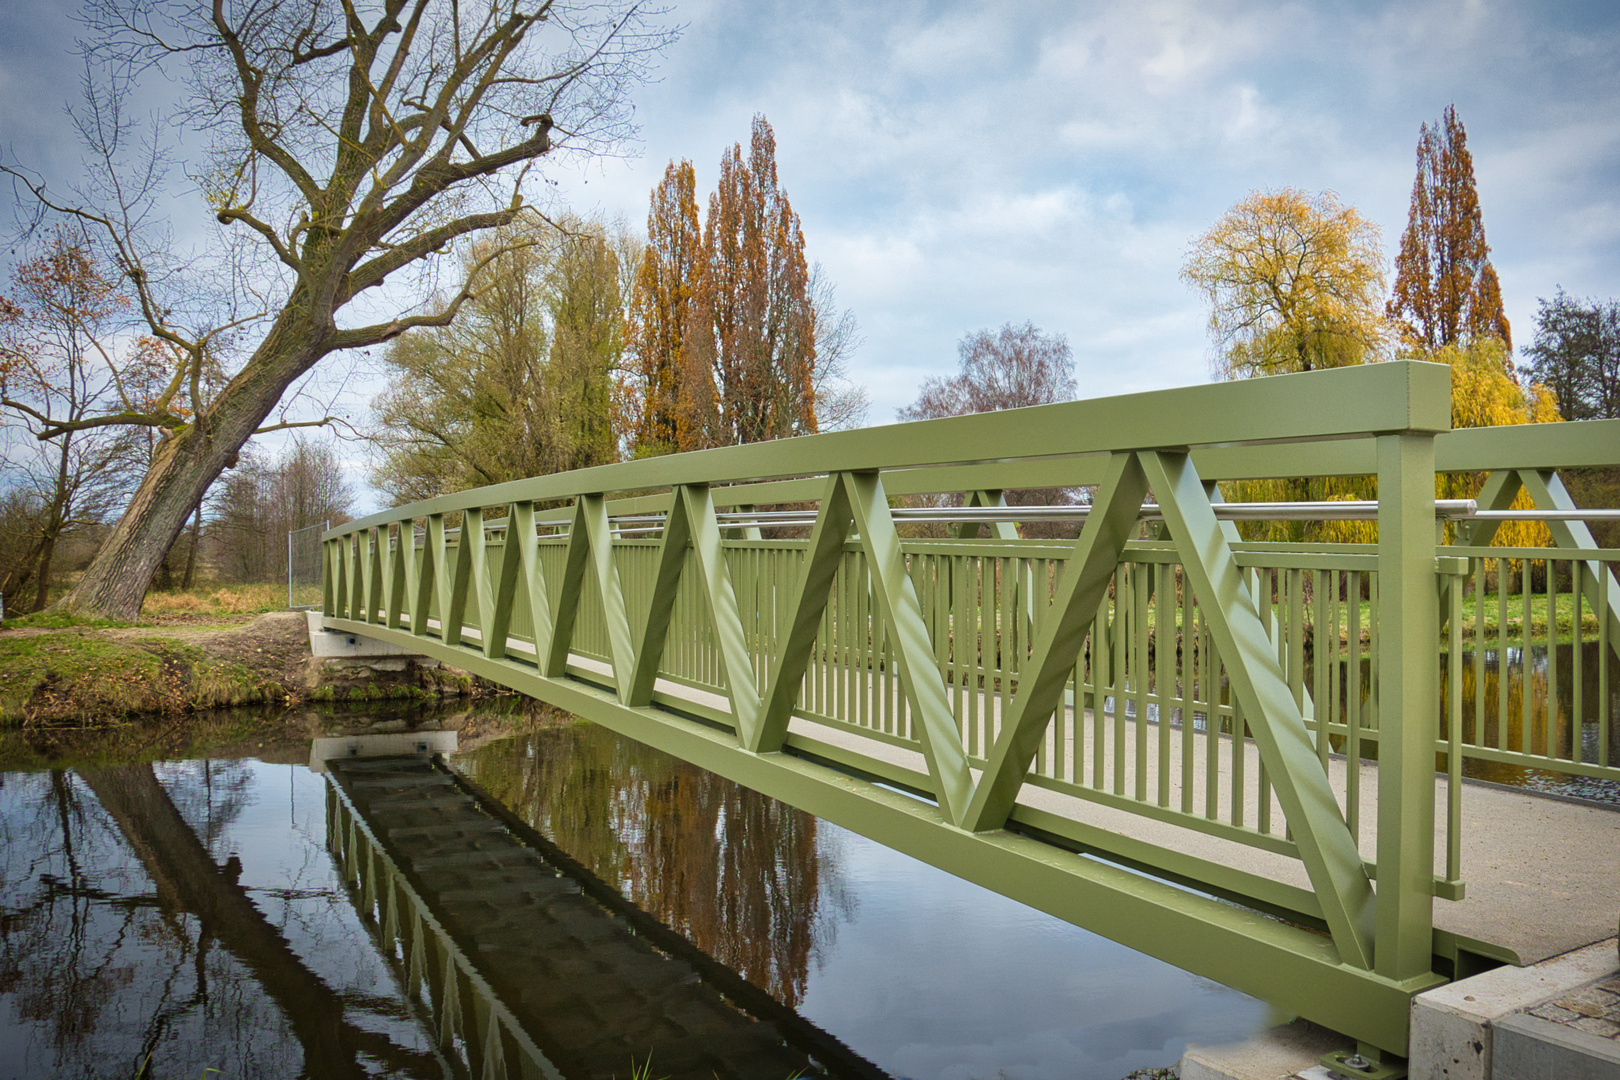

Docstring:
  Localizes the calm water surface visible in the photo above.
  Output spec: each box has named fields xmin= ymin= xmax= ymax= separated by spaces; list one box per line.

xmin=0 ymin=711 xmax=1270 ymax=1080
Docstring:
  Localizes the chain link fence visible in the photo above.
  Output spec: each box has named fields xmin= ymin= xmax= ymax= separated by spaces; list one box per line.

xmin=287 ymin=521 xmax=328 ymax=609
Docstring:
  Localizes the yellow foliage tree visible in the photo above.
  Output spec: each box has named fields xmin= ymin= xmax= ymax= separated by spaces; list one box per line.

xmin=1186 ymin=191 xmax=1563 ymax=550
xmin=1432 ymin=338 xmax=1559 ymax=548
xmin=1181 ymin=188 xmax=1390 ymax=379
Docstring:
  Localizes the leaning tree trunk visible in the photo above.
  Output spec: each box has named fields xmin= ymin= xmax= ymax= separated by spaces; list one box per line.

xmin=60 ymin=312 xmax=328 ymax=620
xmin=180 ymin=498 xmax=202 ymax=590
xmin=31 ymin=432 xmax=75 ymax=612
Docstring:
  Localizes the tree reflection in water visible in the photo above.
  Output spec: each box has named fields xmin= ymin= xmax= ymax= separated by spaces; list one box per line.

xmin=0 ymin=762 xmax=447 ymax=1080
xmin=460 ymin=719 xmax=849 ymax=1007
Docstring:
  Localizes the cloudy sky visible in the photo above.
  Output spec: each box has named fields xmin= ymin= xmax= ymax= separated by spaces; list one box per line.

xmin=2 ymin=0 xmax=1617 ymax=498
xmin=536 ymin=0 xmax=1620 ymax=418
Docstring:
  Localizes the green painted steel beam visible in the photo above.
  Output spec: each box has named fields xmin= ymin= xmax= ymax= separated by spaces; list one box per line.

xmin=579 ymin=494 xmax=637 ymax=702
xmin=318 ymin=613 xmax=1440 ymax=1055
xmin=963 ymin=453 xmax=1149 ymax=831
xmin=416 ymin=515 xmax=444 ymax=639
xmin=1373 ymin=434 xmax=1439 ymax=983
xmin=361 ymin=416 xmax=1618 ymax=540
xmin=627 ymin=487 xmax=694 ymax=707
xmin=679 ymin=484 xmax=764 ymax=744
xmin=336 ymin=362 xmax=1453 ymax=532
xmin=1517 ymin=469 xmax=1620 ymax=659
xmin=544 ymin=500 xmax=595 ymax=677
xmin=511 ymin=502 xmax=555 ymax=660
xmin=1139 ymin=450 xmax=1378 ymax=970
xmin=753 ymin=474 xmax=854 ymax=753
xmin=844 ymin=471 xmax=975 ymax=825
xmin=483 ymin=505 xmax=524 ymax=659
xmin=957 ymin=490 xmax=1020 ymax=540
xmin=440 ymin=509 xmax=476 ymax=647
xmin=387 ymin=525 xmax=410 ymax=630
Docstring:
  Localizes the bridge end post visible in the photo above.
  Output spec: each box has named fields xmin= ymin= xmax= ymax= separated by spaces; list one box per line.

xmin=1374 ymin=430 xmax=1441 ymax=989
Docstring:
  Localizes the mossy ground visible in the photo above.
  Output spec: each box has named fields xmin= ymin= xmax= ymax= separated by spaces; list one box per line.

xmin=0 ymin=629 xmax=277 ymax=727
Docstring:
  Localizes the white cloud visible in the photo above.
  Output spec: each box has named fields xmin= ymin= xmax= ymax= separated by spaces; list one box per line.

xmin=5 ymin=0 xmax=1617 ymax=505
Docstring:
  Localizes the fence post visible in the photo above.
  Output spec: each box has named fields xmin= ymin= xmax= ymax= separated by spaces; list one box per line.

xmin=1373 ymin=430 xmax=1439 ymax=984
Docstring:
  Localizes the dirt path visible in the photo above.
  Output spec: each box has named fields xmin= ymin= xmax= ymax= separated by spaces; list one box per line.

xmin=107 ymin=610 xmax=313 ymax=693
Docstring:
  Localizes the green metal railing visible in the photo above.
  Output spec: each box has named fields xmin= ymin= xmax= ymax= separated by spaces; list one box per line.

xmin=320 ymin=361 xmax=1620 ymax=1065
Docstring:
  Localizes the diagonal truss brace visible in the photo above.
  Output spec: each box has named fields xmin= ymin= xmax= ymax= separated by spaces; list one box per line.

xmin=546 ymin=495 xmax=636 ymax=699
xmin=963 ymin=453 xmax=1150 ymax=831
xmin=753 ymin=475 xmax=854 ymax=754
xmin=844 ymin=471 xmax=975 ymax=825
xmin=1451 ymin=469 xmax=1620 ymax=660
xmin=1142 ymin=450 xmax=1376 ymax=969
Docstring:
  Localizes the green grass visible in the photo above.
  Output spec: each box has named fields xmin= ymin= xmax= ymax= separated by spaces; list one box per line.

xmin=0 ymin=630 xmax=275 ymax=727
xmin=1073 ymin=588 xmax=1604 ymax=650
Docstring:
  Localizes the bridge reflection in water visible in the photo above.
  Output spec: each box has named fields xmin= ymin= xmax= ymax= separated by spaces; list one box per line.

xmin=325 ymin=750 xmax=887 ymax=1080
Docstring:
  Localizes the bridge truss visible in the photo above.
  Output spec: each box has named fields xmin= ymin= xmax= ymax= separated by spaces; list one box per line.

xmin=321 ymin=362 xmax=1620 ymax=1069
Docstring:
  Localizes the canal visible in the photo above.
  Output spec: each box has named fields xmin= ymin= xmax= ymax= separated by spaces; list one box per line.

xmin=1 ymin=637 xmax=1613 ymax=1080
xmin=0 ymin=705 xmax=1271 ymax=1080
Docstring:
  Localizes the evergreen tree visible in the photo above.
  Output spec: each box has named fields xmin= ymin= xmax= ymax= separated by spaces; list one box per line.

xmin=1388 ymin=106 xmax=1512 ymax=356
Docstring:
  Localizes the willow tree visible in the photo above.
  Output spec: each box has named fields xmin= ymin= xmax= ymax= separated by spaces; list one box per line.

xmin=4 ymin=0 xmax=672 ymax=619
xmin=1388 ymin=105 xmax=1512 ymax=355
xmin=1181 ymin=188 xmax=1389 ymax=379
xmin=371 ymin=218 xmax=628 ymax=503
xmin=1181 ymin=189 xmax=1389 ymax=538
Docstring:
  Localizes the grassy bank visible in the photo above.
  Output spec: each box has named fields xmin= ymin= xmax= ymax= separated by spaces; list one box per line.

xmin=0 ymin=629 xmax=282 ymax=727
xmin=2 ymin=583 xmax=295 ymax=726
xmin=1 ymin=582 xmax=492 ymax=729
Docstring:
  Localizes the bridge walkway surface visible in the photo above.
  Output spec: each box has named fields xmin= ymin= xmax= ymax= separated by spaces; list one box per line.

xmin=325 ymin=753 xmax=890 ymax=1080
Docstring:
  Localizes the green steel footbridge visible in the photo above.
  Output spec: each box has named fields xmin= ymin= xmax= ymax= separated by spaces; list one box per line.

xmin=319 ymin=361 xmax=1620 ymax=1076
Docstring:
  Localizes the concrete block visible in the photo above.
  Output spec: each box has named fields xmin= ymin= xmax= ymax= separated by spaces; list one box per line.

xmin=1180 ymin=1018 xmax=1351 ymax=1080
xmin=306 ymin=610 xmax=429 ymax=659
xmin=1409 ymin=939 xmax=1619 ymax=1080
xmin=1492 ymin=1011 xmax=1620 ymax=1080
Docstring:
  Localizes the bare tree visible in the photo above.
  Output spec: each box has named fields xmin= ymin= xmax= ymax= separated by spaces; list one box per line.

xmin=4 ymin=0 xmax=674 ymax=619
xmin=898 ymin=322 xmax=1079 ymax=537
xmin=898 ymin=321 xmax=1077 ymax=421
xmin=0 ymin=227 xmax=142 ymax=611
xmin=209 ymin=434 xmax=351 ymax=583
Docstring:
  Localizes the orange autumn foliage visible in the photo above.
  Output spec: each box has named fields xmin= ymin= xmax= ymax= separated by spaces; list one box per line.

xmin=1388 ymin=105 xmax=1512 ymax=359
xmin=627 ymin=116 xmax=819 ymax=454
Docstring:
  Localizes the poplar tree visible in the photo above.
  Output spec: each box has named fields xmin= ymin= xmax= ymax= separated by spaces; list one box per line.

xmin=626 ymin=117 xmax=861 ymax=456
xmin=627 ymin=161 xmax=703 ymax=455
xmin=1387 ymin=106 xmax=1512 ymax=356
xmin=678 ymin=116 xmax=818 ymax=450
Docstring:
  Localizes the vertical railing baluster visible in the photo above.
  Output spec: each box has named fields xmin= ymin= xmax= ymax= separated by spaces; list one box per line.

xmin=1447 ymin=567 xmax=1464 ymax=890
xmin=1179 ymin=581 xmax=1195 ymax=815
xmin=1572 ymin=561 xmax=1584 ymax=763
xmin=1546 ymin=557 xmax=1558 ymax=758
xmin=1203 ymin=621 xmax=1218 ymax=821
xmin=1347 ymin=570 xmax=1361 ymax=838
xmin=1521 ymin=557 xmax=1534 ymax=755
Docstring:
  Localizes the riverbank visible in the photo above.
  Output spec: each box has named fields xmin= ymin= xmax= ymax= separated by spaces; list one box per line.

xmin=0 ymin=609 xmax=482 ymax=728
